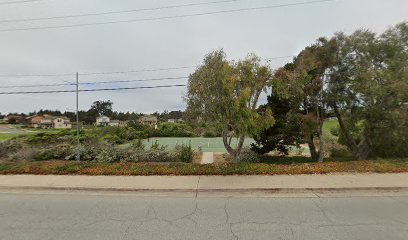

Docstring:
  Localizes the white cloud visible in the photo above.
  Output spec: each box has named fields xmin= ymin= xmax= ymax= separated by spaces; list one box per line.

xmin=0 ymin=0 xmax=407 ymax=114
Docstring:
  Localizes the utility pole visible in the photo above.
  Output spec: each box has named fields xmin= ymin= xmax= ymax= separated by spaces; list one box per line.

xmin=76 ymin=72 xmax=80 ymax=161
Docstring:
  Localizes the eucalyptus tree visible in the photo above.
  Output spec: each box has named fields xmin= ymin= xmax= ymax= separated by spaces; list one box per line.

xmin=184 ymin=50 xmax=274 ymax=161
xmin=270 ymin=38 xmax=337 ymax=162
xmin=326 ymin=22 xmax=408 ymax=159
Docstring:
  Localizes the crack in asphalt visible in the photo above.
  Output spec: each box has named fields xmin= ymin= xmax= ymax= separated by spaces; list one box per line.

xmin=195 ymin=176 xmax=201 ymax=199
xmin=173 ymin=200 xmax=201 ymax=227
xmin=224 ymin=200 xmax=239 ymax=240
xmin=311 ymin=198 xmax=333 ymax=224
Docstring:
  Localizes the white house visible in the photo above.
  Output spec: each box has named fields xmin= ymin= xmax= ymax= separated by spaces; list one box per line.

xmin=96 ymin=116 xmax=110 ymax=126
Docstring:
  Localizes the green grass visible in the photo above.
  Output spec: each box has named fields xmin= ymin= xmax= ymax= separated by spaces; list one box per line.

xmin=323 ymin=119 xmax=339 ymax=141
xmin=0 ymin=133 xmax=17 ymax=142
xmin=0 ymin=125 xmax=64 ymax=142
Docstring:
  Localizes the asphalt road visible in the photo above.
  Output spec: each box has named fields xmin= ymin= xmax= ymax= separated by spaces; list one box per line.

xmin=0 ymin=124 xmax=27 ymax=134
xmin=0 ymin=193 xmax=407 ymax=240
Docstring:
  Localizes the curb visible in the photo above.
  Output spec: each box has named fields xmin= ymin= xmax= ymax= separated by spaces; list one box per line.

xmin=1 ymin=186 xmax=408 ymax=194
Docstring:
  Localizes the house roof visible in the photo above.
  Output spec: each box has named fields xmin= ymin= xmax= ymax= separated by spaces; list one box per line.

xmin=140 ymin=115 xmax=158 ymax=121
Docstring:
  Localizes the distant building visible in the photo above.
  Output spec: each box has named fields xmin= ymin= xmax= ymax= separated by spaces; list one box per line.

xmin=37 ymin=115 xmax=54 ymax=129
xmin=139 ymin=115 xmax=158 ymax=126
xmin=53 ymin=117 xmax=72 ymax=129
xmin=118 ymin=120 xmax=129 ymax=127
xmin=109 ymin=120 xmax=120 ymax=127
xmin=96 ymin=116 xmax=110 ymax=127
xmin=95 ymin=116 xmax=127 ymax=127
xmin=28 ymin=114 xmax=72 ymax=129
xmin=5 ymin=115 xmax=25 ymax=124
xmin=26 ymin=115 xmax=44 ymax=128
xmin=167 ymin=118 xmax=184 ymax=123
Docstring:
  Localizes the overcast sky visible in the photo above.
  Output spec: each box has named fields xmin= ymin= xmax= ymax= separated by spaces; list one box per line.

xmin=0 ymin=0 xmax=407 ymax=114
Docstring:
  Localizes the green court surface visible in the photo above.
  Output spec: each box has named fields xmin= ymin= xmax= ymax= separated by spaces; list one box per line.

xmin=143 ymin=137 xmax=255 ymax=153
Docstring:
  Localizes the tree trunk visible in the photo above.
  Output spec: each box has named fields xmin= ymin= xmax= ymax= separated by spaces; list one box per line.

xmin=222 ymin=130 xmax=235 ymax=156
xmin=222 ymin=130 xmax=245 ymax=162
xmin=235 ymin=135 xmax=246 ymax=162
xmin=317 ymin=106 xmax=324 ymax=163
xmin=307 ymin=134 xmax=318 ymax=162
xmin=333 ymin=104 xmax=371 ymax=160
xmin=355 ymin=131 xmax=371 ymax=160
xmin=317 ymin=122 xmax=324 ymax=163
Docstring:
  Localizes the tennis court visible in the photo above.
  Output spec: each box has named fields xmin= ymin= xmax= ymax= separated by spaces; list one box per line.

xmin=140 ymin=137 xmax=309 ymax=154
xmin=143 ymin=137 xmax=255 ymax=153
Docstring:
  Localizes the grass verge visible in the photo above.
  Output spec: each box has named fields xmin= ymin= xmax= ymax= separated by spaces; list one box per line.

xmin=0 ymin=158 xmax=407 ymax=176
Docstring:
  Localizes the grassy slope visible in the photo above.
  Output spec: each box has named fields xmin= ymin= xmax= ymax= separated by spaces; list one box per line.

xmin=0 ymin=133 xmax=17 ymax=142
xmin=0 ymin=126 xmax=62 ymax=142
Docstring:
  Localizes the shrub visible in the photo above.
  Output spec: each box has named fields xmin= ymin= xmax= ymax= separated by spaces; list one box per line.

xmin=326 ymin=141 xmax=352 ymax=158
xmin=126 ymin=149 xmax=176 ymax=163
xmin=103 ymin=134 xmax=123 ymax=144
xmin=0 ymin=140 xmax=24 ymax=159
xmin=131 ymin=139 xmax=145 ymax=150
xmin=150 ymin=140 xmax=167 ymax=151
xmin=175 ymin=143 xmax=194 ymax=163
xmin=239 ymin=147 xmax=261 ymax=163
xmin=33 ymin=144 xmax=74 ymax=161
xmin=203 ymin=130 xmax=219 ymax=138
xmin=224 ymin=147 xmax=261 ymax=163
xmin=20 ymin=131 xmax=75 ymax=145
xmin=94 ymin=148 xmax=125 ymax=163
xmin=151 ymin=122 xmax=196 ymax=137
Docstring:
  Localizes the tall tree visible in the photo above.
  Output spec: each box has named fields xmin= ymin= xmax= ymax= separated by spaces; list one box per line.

xmin=272 ymin=38 xmax=337 ymax=162
xmin=89 ymin=100 xmax=113 ymax=117
xmin=326 ymin=22 xmax=408 ymax=159
xmin=251 ymin=93 xmax=303 ymax=155
xmin=185 ymin=50 xmax=274 ymax=161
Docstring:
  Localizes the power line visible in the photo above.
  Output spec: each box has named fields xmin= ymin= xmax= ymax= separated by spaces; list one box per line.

xmin=0 ymin=84 xmax=186 ymax=95
xmin=81 ymin=76 xmax=188 ymax=85
xmin=0 ymin=0 xmax=242 ymax=24
xmin=0 ymin=76 xmax=188 ymax=88
xmin=0 ymin=0 xmax=44 ymax=5
xmin=0 ymin=72 xmax=73 ymax=78
xmin=81 ymin=66 xmax=197 ymax=76
xmin=0 ymin=0 xmax=335 ymax=32
xmin=0 ymin=66 xmax=196 ymax=78
xmin=0 ymin=55 xmax=294 ymax=78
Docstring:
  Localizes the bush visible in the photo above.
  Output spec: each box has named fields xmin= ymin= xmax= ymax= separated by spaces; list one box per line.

xmin=151 ymin=122 xmax=196 ymax=137
xmin=33 ymin=144 xmax=74 ymax=161
xmin=131 ymin=139 xmax=145 ymax=150
xmin=0 ymin=140 xmax=24 ymax=159
xmin=126 ymin=149 xmax=177 ymax=163
xmin=20 ymin=131 xmax=75 ymax=145
xmin=150 ymin=140 xmax=167 ymax=151
xmin=203 ymin=130 xmax=219 ymax=138
xmin=103 ymin=134 xmax=123 ymax=144
xmin=7 ymin=147 xmax=38 ymax=161
xmin=0 ymin=140 xmax=40 ymax=161
xmin=175 ymin=143 xmax=194 ymax=163
xmin=225 ymin=147 xmax=261 ymax=163
xmin=326 ymin=141 xmax=352 ymax=158
xmin=239 ymin=147 xmax=261 ymax=163
xmin=94 ymin=148 xmax=125 ymax=163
